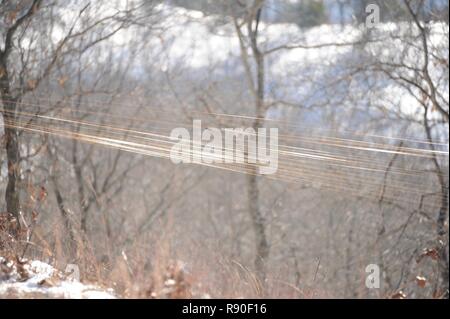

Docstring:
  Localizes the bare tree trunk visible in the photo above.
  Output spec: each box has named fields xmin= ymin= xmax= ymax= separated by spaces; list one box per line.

xmin=247 ymin=4 xmax=269 ymax=286
xmin=247 ymin=170 xmax=269 ymax=283
xmin=48 ymin=145 xmax=78 ymax=260
xmin=437 ymin=186 xmax=449 ymax=298
xmin=0 ymin=0 xmax=42 ymax=239
xmin=4 ymin=122 xmax=21 ymax=233
xmin=345 ymin=212 xmax=356 ymax=297
xmin=71 ymin=118 xmax=88 ymax=234
xmin=0 ymin=63 xmax=21 ymax=237
xmin=423 ymin=106 xmax=449 ymax=297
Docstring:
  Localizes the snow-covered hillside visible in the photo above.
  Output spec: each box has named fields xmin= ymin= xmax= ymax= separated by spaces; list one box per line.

xmin=126 ymin=4 xmax=447 ymax=127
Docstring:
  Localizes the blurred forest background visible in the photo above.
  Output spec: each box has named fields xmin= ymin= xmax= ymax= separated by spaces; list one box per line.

xmin=0 ymin=0 xmax=448 ymax=298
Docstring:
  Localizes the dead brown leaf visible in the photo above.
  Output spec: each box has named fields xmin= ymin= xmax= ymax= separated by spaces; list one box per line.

xmin=38 ymin=277 xmax=60 ymax=287
xmin=417 ymin=248 xmax=439 ymax=263
xmin=58 ymin=76 xmax=68 ymax=87
xmin=416 ymin=276 xmax=427 ymax=288
xmin=27 ymin=79 xmax=37 ymax=89
xmin=391 ymin=291 xmax=407 ymax=299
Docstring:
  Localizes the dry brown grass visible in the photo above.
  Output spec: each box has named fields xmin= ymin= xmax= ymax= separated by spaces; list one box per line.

xmin=1 ymin=217 xmax=329 ymax=299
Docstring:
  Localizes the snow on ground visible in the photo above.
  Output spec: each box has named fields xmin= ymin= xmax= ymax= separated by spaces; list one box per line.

xmin=0 ymin=256 xmax=115 ymax=299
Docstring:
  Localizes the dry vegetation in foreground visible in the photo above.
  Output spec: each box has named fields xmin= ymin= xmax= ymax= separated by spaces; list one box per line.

xmin=1 ymin=215 xmax=336 ymax=299
xmin=2 ymin=214 xmax=445 ymax=299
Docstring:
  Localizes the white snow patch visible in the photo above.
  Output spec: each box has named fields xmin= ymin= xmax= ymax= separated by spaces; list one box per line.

xmin=0 ymin=257 xmax=116 ymax=299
